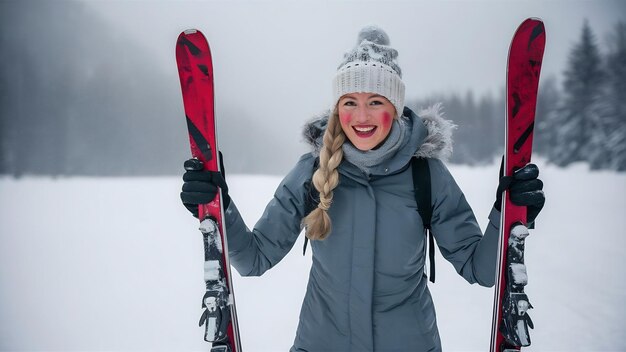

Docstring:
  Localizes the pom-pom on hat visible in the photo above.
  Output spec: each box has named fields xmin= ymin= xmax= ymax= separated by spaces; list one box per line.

xmin=332 ymin=26 xmax=405 ymax=116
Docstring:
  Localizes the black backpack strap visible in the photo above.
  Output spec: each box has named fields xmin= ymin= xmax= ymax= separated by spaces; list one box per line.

xmin=302 ymin=156 xmax=320 ymax=255
xmin=412 ymin=157 xmax=435 ymax=283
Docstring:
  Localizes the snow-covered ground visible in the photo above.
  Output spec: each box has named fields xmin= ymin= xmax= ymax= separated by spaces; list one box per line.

xmin=1 ymin=160 xmax=624 ymax=351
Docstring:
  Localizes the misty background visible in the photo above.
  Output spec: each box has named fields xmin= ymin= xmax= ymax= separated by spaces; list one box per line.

xmin=1 ymin=0 xmax=625 ymax=176
xmin=1 ymin=1 xmax=626 ymax=351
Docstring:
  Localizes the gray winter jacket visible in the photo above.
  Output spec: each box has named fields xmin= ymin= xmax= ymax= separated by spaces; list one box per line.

xmin=224 ymin=106 xmax=501 ymax=351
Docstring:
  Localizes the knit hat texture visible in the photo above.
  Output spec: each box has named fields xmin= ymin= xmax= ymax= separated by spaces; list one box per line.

xmin=332 ymin=26 xmax=405 ymax=116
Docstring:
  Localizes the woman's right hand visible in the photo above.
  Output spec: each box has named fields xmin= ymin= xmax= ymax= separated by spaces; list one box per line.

xmin=180 ymin=158 xmax=230 ymax=218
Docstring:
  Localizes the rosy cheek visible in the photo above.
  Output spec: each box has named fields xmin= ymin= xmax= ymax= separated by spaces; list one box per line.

xmin=340 ymin=113 xmax=352 ymax=125
xmin=381 ymin=112 xmax=392 ymax=130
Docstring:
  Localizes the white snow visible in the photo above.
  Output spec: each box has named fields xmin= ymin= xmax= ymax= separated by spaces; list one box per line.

xmin=199 ymin=218 xmax=219 ymax=238
xmin=517 ymin=318 xmax=531 ymax=346
xmin=511 ymin=224 xmax=530 ymax=239
xmin=204 ymin=260 xmax=221 ymax=282
xmin=206 ymin=314 xmax=218 ymax=342
xmin=1 ymin=159 xmax=625 ymax=351
xmin=510 ymin=263 xmax=529 ymax=286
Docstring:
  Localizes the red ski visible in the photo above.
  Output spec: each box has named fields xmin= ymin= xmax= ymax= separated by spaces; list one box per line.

xmin=176 ymin=29 xmax=242 ymax=352
xmin=490 ymin=18 xmax=546 ymax=352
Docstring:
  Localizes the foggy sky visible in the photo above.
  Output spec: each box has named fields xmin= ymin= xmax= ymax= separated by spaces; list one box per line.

xmin=1 ymin=0 xmax=624 ymax=176
xmin=84 ymin=0 xmax=626 ymax=161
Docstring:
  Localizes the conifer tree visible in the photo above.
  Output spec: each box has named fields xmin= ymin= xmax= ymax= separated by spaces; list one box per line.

xmin=551 ymin=20 xmax=605 ymax=166
xmin=600 ymin=22 xmax=626 ymax=170
xmin=534 ymin=77 xmax=561 ymax=158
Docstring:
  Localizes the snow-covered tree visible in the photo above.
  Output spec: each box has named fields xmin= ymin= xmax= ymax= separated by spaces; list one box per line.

xmin=599 ymin=22 xmax=626 ymax=171
xmin=534 ymin=76 xmax=561 ymax=158
xmin=550 ymin=20 xmax=605 ymax=167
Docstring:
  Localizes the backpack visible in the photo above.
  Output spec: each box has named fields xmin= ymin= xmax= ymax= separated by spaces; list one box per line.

xmin=302 ymin=156 xmax=438 ymax=283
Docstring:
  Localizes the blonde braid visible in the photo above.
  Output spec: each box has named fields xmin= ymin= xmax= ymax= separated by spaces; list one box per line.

xmin=303 ymin=110 xmax=345 ymax=240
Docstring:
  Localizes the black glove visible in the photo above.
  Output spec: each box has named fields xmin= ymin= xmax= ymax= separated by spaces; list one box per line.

xmin=180 ymin=156 xmax=230 ymax=218
xmin=494 ymin=162 xmax=545 ymax=226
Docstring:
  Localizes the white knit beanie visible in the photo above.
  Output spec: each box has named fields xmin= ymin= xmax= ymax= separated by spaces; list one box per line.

xmin=332 ymin=26 xmax=405 ymax=116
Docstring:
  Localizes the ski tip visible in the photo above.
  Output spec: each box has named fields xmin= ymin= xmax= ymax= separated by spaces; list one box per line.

xmin=516 ymin=18 xmax=545 ymax=32
xmin=518 ymin=17 xmax=544 ymax=27
xmin=525 ymin=17 xmax=544 ymax=23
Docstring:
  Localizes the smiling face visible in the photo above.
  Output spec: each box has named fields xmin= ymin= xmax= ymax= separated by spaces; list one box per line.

xmin=337 ymin=93 xmax=397 ymax=151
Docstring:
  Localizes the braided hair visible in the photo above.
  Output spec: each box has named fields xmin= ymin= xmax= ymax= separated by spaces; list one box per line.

xmin=302 ymin=109 xmax=345 ymax=240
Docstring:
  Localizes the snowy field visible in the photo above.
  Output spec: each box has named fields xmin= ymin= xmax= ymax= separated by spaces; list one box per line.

xmin=1 ymin=159 xmax=625 ymax=351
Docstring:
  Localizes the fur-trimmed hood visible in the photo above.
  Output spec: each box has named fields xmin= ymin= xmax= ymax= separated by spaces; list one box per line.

xmin=302 ymin=103 xmax=456 ymax=161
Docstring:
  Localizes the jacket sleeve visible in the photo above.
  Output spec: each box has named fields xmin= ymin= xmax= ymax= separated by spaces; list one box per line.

xmin=222 ymin=153 xmax=316 ymax=277
xmin=428 ymin=158 xmax=501 ymax=287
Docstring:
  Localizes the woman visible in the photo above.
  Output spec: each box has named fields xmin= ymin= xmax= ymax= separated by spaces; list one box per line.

xmin=181 ymin=26 xmax=545 ymax=352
